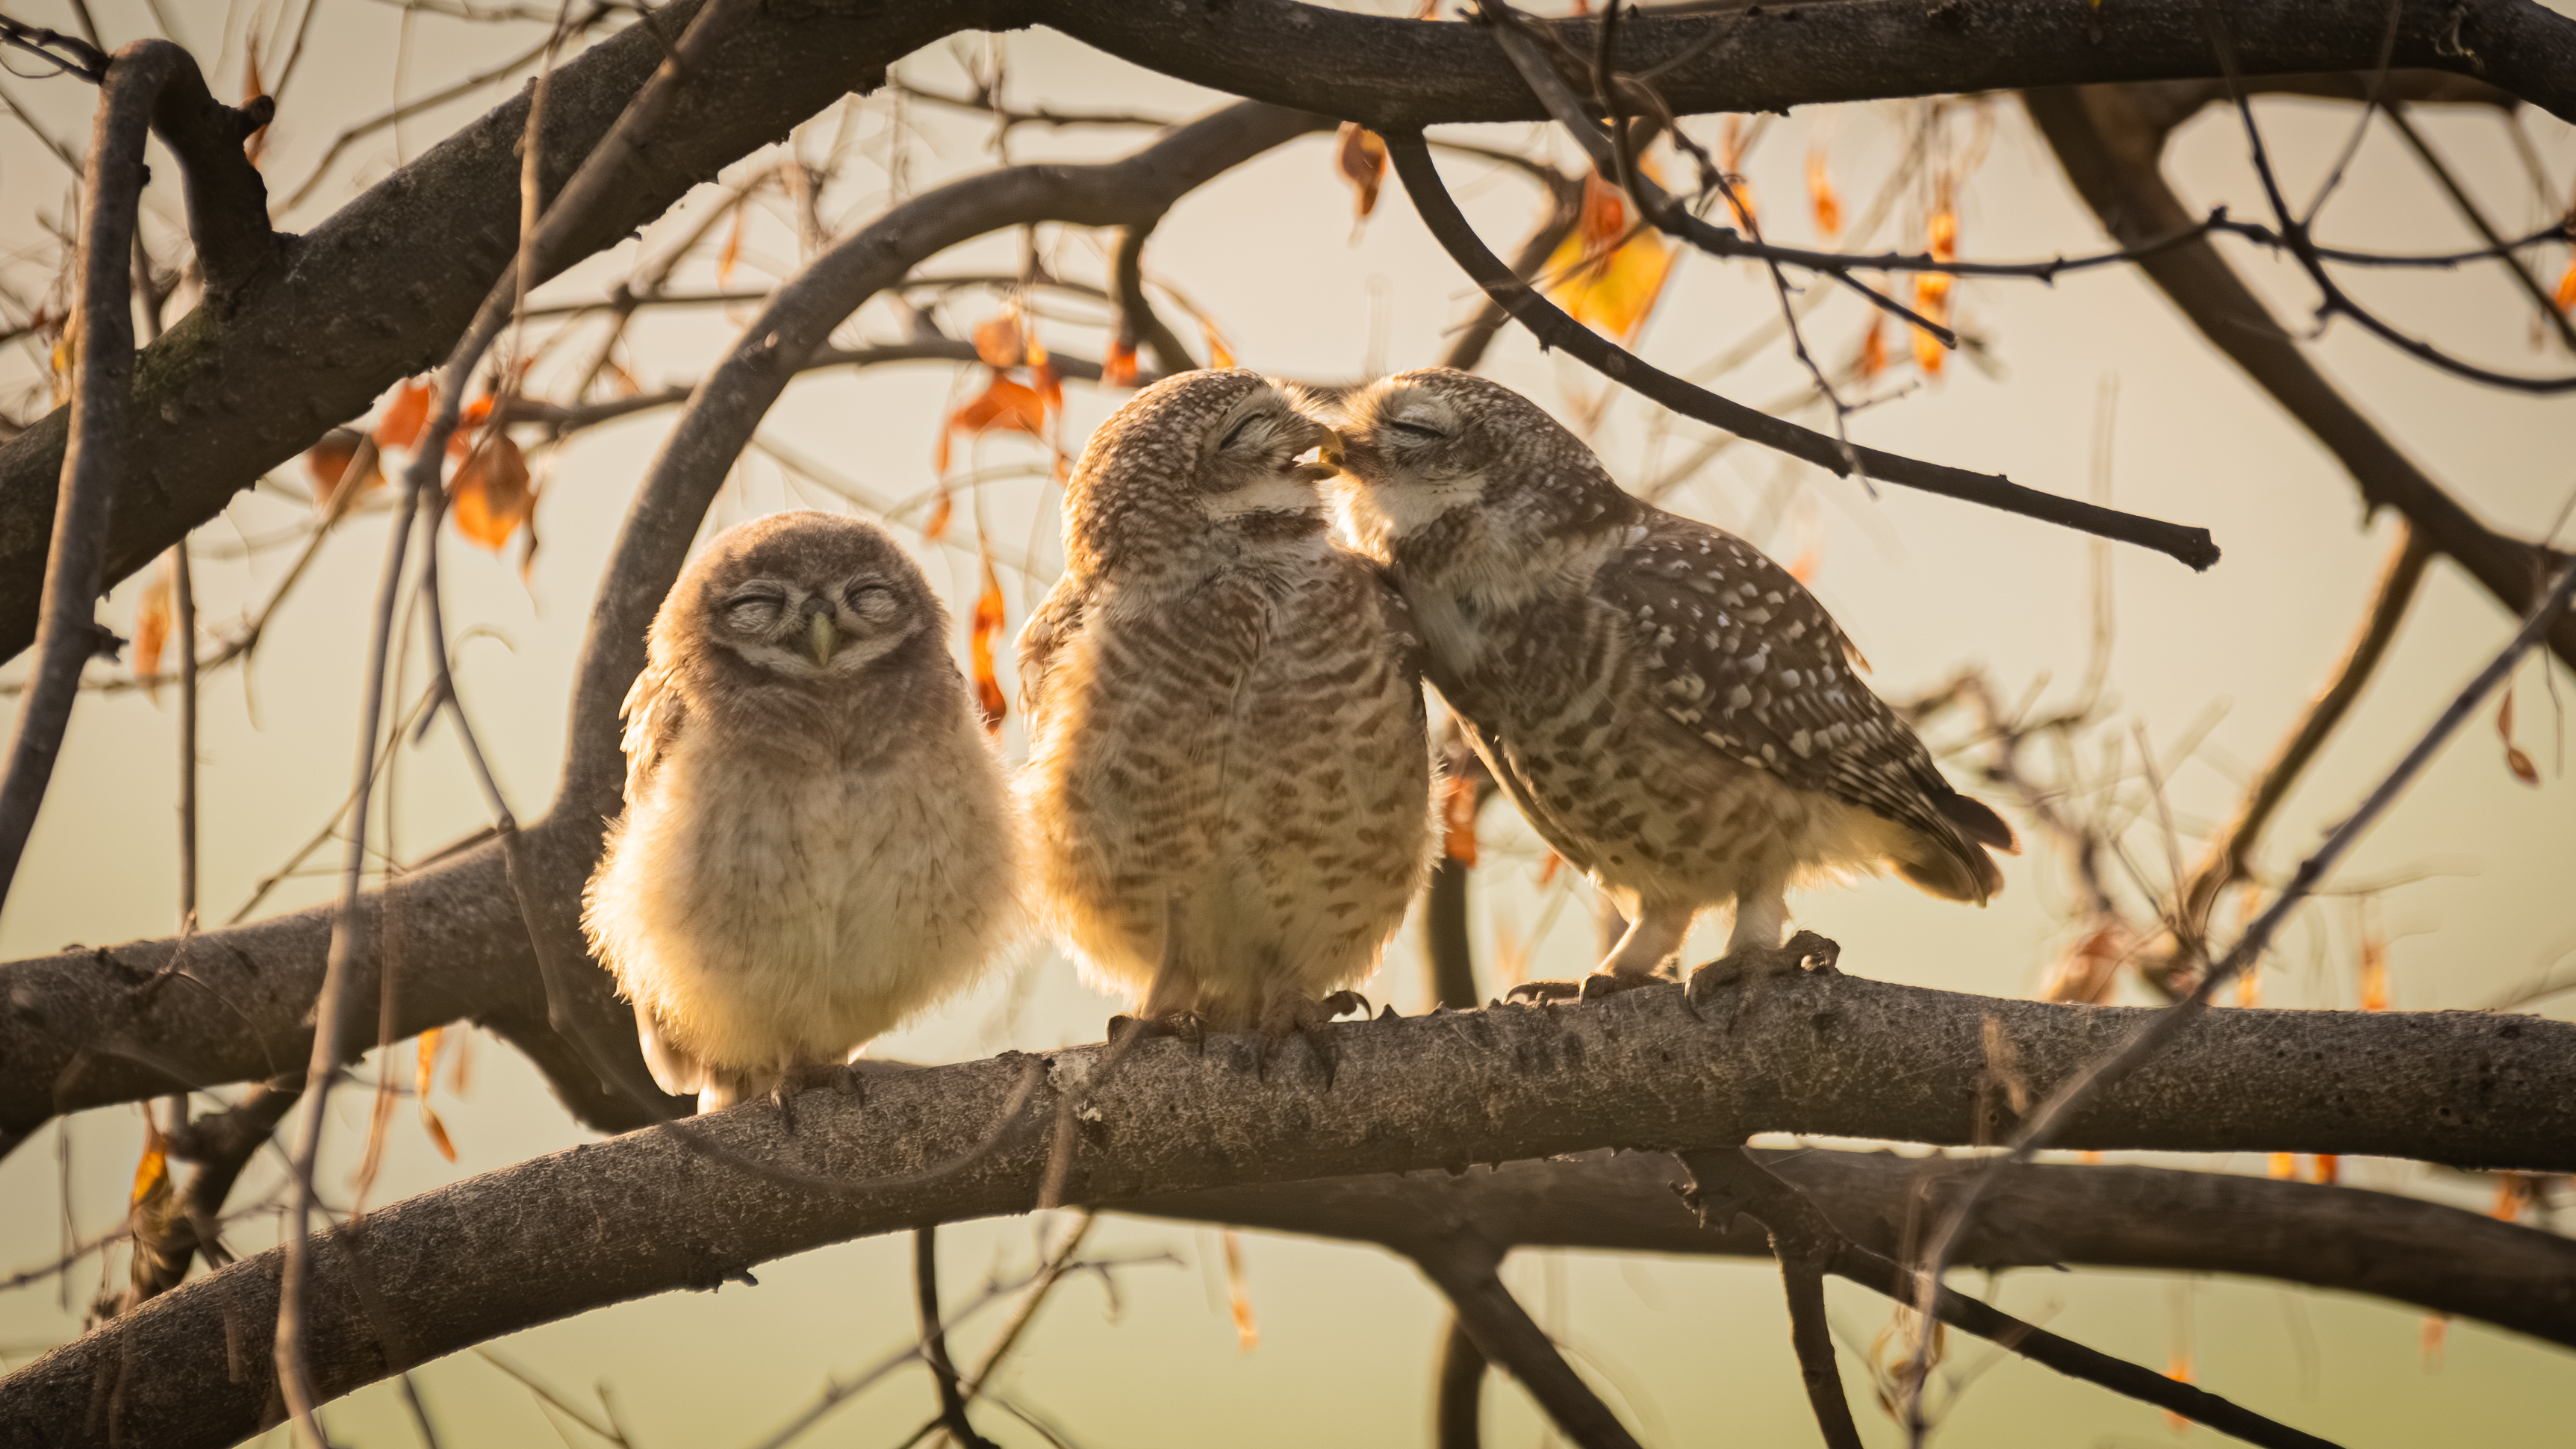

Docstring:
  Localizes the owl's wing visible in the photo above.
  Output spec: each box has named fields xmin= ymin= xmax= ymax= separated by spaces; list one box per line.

xmin=618 ymin=659 xmax=687 ymax=806
xmin=1016 ymin=579 xmax=1088 ymax=727
xmin=1604 ymin=510 xmax=2012 ymax=897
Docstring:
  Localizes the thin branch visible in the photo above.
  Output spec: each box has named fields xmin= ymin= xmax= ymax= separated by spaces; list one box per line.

xmin=1679 ymin=1151 xmax=2339 ymax=1449
xmin=1382 ymin=131 xmax=2224 ymax=570
xmin=1108 ymin=215 xmax=1198 ymax=375
xmin=2380 ymin=99 xmax=2576 ymax=355
xmin=913 ymin=1227 xmax=999 ymax=1449
xmin=2178 ymin=525 xmax=2430 ymax=944
xmin=1408 ymin=1236 xmax=1642 ymax=1449
xmin=1437 ymin=163 xmax=1582 ymax=375
xmin=1435 ymin=1312 xmax=1487 ymax=1449
xmin=1897 ymin=557 xmax=2576 ymax=1443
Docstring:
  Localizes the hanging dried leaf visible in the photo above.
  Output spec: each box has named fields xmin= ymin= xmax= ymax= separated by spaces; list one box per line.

xmin=1718 ymin=116 xmax=1758 ymax=231
xmin=939 ymin=370 xmax=1049 ymax=474
xmin=1103 ymin=337 xmax=1140 ymax=388
xmin=133 ymin=558 xmax=174 ymax=694
xmin=973 ymin=311 xmax=1025 ymax=370
xmin=2162 ymin=1356 xmax=2194 ymax=1434
xmin=1221 ymin=1228 xmax=1260 ymax=1353
xmin=1805 ymin=150 xmax=1843 ymax=240
xmin=2557 ymin=256 xmax=2576 ymax=314
xmin=375 ymin=381 xmax=433 ymax=451
xmin=2309 ymin=1153 xmax=2339 ymax=1185
xmin=2356 ymin=916 xmax=2389 ymax=1012
xmin=2498 ymin=690 xmax=2539 ymax=785
xmin=2043 ymin=918 xmax=2127 ymax=1004
xmin=1912 ymin=200 xmax=1959 ymax=376
xmin=1856 ymin=312 xmax=1888 ymax=381
xmin=923 ymin=489 xmax=954 ymax=543
xmin=969 ymin=549 xmax=1007 ymax=733
xmin=2421 ymin=1314 xmax=2448 ymax=1369
xmin=1534 ymin=851 xmax=1562 ymax=888
xmin=2491 ymin=1173 xmax=2533 ymax=1221
xmin=1031 ymin=358 xmax=1063 ymax=417
xmin=2267 ymin=1152 xmax=2296 ymax=1180
xmin=1439 ymin=775 xmax=1480 ymax=866
xmin=1544 ymin=175 xmax=1673 ymax=343
xmin=307 ymin=427 xmax=381 ymax=509
xmin=1787 ymin=546 xmax=1821 ymax=585
xmin=1335 ymin=122 xmax=1389 ymax=221
xmin=1202 ymin=319 xmax=1238 ymax=370
xmin=129 ymin=1115 xmax=169 ymax=1207
xmin=417 ymin=1028 xmax=458 ymax=1163
xmin=451 ymin=434 xmax=535 ymax=551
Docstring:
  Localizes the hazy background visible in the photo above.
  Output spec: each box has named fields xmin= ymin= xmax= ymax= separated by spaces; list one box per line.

xmin=1 ymin=1 xmax=2572 ymax=1444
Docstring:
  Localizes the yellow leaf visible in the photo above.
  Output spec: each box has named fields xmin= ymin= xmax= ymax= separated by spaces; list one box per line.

xmin=129 ymin=1115 xmax=169 ymax=1207
xmin=2557 ymin=256 xmax=2576 ymax=314
xmin=2267 ymin=1152 xmax=2295 ymax=1180
xmin=1545 ymin=175 xmax=1673 ymax=343
xmin=451 ymin=434 xmax=535 ymax=552
xmin=973 ymin=311 xmax=1024 ymax=370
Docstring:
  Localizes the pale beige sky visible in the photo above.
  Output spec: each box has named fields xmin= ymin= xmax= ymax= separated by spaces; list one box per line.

xmin=1 ymin=2 xmax=2571 ymax=1444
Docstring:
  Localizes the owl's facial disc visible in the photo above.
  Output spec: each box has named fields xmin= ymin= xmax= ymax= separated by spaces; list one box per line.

xmin=715 ymin=573 xmax=915 ymax=680
xmin=1196 ymin=387 xmax=1338 ymax=522
xmin=1333 ymin=383 xmax=1488 ymax=546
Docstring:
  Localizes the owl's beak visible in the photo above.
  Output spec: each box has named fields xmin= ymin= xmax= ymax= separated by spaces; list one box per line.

xmin=807 ymin=611 xmax=839 ymax=667
xmin=1291 ymin=427 xmax=1347 ymax=483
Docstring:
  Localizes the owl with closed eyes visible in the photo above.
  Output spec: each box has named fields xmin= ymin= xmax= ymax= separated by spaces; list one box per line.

xmin=1334 ymin=370 xmax=2015 ymax=1002
xmin=1020 ymin=369 xmax=1434 ymax=1057
xmin=582 ymin=511 xmax=1022 ymax=1113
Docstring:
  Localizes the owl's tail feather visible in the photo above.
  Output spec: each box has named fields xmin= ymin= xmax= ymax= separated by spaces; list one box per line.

xmin=1940 ymin=791 xmax=2020 ymax=853
xmin=1894 ymin=823 xmax=2006 ymax=906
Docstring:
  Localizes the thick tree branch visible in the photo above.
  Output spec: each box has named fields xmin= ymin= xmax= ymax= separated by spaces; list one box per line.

xmin=3 ymin=973 xmax=2572 ymax=1445
xmin=1109 ymin=214 xmax=1200 ymax=376
xmin=2022 ymin=84 xmax=2576 ymax=671
xmin=1384 ymin=132 xmax=2226 ymax=570
xmin=7 ymin=0 xmax=2572 ymax=660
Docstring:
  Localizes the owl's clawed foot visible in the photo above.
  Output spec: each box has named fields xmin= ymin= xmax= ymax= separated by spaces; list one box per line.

xmin=768 ymin=1062 xmax=865 ymax=1133
xmin=1683 ymin=930 xmax=1842 ymax=1016
xmin=1109 ymin=1010 xmax=1208 ymax=1054
xmin=1504 ymin=970 xmax=1662 ymax=1005
xmin=1256 ymin=992 xmax=1370 ymax=1087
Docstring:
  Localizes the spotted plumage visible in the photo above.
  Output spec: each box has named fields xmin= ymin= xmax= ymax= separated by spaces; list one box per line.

xmin=1331 ymin=369 xmax=2013 ymax=988
xmin=1021 ymin=369 xmax=1435 ymax=1032
xmin=582 ymin=511 xmax=1023 ymax=1112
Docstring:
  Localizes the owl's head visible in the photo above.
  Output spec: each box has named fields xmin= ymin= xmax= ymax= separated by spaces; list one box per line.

xmin=1060 ymin=368 xmax=1341 ymax=577
xmin=1331 ymin=369 xmax=1637 ymax=569
xmin=656 ymin=511 xmax=945 ymax=692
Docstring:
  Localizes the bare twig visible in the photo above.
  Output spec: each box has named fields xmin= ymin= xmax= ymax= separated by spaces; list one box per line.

xmin=1108 ymin=214 xmax=1198 ymax=375
xmin=1896 ymin=558 xmax=2576 ymax=1444
xmin=1409 ymin=1235 xmax=1643 ymax=1449
xmin=1382 ymin=131 xmax=2224 ymax=570
xmin=914 ymin=1226 xmax=1000 ymax=1449
xmin=2380 ymin=99 xmax=2576 ymax=355
xmin=1435 ymin=1313 xmax=1487 ymax=1449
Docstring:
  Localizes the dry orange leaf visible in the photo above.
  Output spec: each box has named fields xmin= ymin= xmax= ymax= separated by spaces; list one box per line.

xmin=2557 ymin=255 xmax=2576 ymax=314
xmin=1439 ymin=774 xmax=1480 ymax=866
xmin=451 ymin=434 xmax=534 ymax=551
xmin=1856 ymin=312 xmax=1888 ymax=381
xmin=2309 ymin=1153 xmax=2339 ymax=1185
xmin=2267 ymin=1152 xmax=2296 ymax=1180
xmin=2162 ymin=1356 xmax=2194 ymax=1434
xmin=1913 ymin=202 xmax=1959 ymax=376
xmin=973 ymin=311 xmax=1025 ymax=370
xmin=307 ymin=428 xmax=381 ymax=509
xmin=129 ymin=1113 xmax=169 ymax=1207
xmin=2421 ymin=1314 xmax=2448 ymax=1369
xmin=2356 ymin=924 xmax=2389 ymax=1013
xmin=1335 ymin=122 xmax=1389 ymax=221
xmin=375 ymin=380 xmax=432 ymax=451
xmin=1805 ymin=150 xmax=1843 ymax=240
xmin=1534 ymin=850 xmax=1561 ymax=888
xmin=1202 ymin=320 xmax=1238 ymax=370
xmin=1032 ymin=358 xmax=1064 ymax=416
xmin=1103 ymin=337 xmax=1140 ymax=388
xmin=133 ymin=558 xmax=173 ymax=691
xmin=937 ymin=370 xmax=1048 ymax=474
xmin=1221 ymin=1228 xmax=1260 ymax=1353
xmin=968 ymin=549 xmax=1007 ymax=734
xmin=418 ymin=1028 xmax=458 ymax=1163
xmin=923 ymin=488 xmax=954 ymax=543
xmin=2498 ymin=690 xmax=2539 ymax=786
xmin=717 ymin=203 xmax=747 ymax=288
xmin=2492 ymin=1173 xmax=2533 ymax=1221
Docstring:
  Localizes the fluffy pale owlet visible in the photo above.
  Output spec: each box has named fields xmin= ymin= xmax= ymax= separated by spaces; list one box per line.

xmin=582 ymin=511 xmax=1022 ymax=1112
xmin=1333 ymin=369 xmax=2015 ymax=1000
xmin=1020 ymin=369 xmax=1434 ymax=1052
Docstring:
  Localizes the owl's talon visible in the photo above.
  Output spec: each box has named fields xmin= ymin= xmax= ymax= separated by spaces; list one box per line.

xmin=1684 ymin=932 xmax=1844 ymax=1014
xmin=1319 ymin=989 xmax=1370 ymax=1020
xmin=1504 ymin=979 xmax=1584 ymax=1004
xmin=1578 ymin=970 xmax=1663 ymax=1002
xmin=1257 ymin=994 xmax=1348 ymax=1087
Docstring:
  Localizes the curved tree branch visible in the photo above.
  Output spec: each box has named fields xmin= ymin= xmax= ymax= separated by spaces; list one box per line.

xmin=1408 ymin=1235 xmax=1643 ymax=1449
xmin=3 ymin=972 xmax=2572 ymax=1445
xmin=7 ymin=0 xmax=2573 ymax=659
xmin=1383 ymin=131 xmax=2226 ymax=570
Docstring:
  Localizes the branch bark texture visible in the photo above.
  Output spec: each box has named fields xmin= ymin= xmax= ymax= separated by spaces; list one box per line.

xmin=3 ymin=974 xmax=2571 ymax=1447
xmin=4 ymin=0 xmax=2572 ymax=659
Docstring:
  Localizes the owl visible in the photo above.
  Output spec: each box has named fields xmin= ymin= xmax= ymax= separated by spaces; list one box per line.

xmin=1019 ymin=369 xmax=1434 ymax=1058
xmin=1332 ymin=369 xmax=2015 ymax=1001
xmin=582 ymin=511 xmax=1022 ymax=1113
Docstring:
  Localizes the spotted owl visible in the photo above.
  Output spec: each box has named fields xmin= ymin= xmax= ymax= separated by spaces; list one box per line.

xmin=1332 ymin=369 xmax=2014 ymax=998
xmin=582 ymin=511 xmax=1023 ymax=1112
xmin=1020 ymin=369 xmax=1435 ymax=1044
